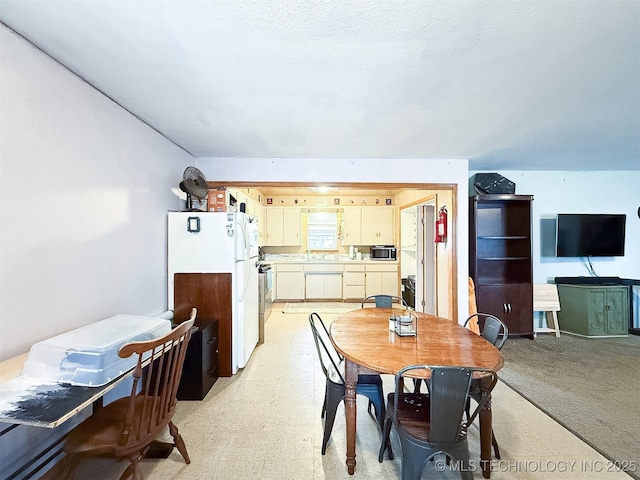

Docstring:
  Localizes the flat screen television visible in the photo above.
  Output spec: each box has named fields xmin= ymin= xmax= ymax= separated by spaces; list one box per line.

xmin=556 ymin=214 xmax=626 ymax=257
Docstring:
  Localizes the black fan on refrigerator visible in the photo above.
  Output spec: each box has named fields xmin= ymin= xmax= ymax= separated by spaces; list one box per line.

xmin=179 ymin=166 xmax=208 ymax=211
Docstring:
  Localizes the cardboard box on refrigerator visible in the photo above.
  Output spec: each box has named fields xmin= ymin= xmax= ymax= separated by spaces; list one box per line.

xmin=207 ymin=190 xmax=227 ymax=212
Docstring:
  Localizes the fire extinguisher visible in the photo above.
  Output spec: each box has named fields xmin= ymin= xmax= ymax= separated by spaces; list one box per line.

xmin=435 ymin=206 xmax=448 ymax=243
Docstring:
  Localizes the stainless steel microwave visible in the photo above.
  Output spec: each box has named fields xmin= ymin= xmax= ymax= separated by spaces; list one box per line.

xmin=370 ymin=245 xmax=397 ymax=261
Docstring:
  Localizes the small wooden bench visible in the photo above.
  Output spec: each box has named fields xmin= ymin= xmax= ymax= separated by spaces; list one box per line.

xmin=533 ymin=284 xmax=561 ymax=337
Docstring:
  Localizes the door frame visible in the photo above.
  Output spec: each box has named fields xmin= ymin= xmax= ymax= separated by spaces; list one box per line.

xmin=211 ymin=181 xmax=459 ymax=322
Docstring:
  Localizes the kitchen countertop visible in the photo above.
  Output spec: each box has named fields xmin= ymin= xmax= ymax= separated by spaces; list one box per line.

xmin=263 ymin=256 xmax=398 ymax=265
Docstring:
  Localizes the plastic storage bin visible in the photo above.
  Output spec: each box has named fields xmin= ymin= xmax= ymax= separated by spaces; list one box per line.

xmin=21 ymin=315 xmax=172 ymax=386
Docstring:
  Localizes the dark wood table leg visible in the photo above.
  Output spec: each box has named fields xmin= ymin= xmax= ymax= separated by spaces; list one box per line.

xmin=344 ymin=359 xmax=358 ymax=475
xmin=479 ymin=383 xmax=493 ymax=479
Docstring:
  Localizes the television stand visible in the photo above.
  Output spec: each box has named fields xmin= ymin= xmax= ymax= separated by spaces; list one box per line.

xmin=555 ymin=277 xmax=640 ymax=336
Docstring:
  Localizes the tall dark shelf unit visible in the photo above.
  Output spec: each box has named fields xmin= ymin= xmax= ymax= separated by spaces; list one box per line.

xmin=469 ymin=194 xmax=534 ymax=338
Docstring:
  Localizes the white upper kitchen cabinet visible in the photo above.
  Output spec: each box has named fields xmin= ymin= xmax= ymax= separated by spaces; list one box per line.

xmin=342 ymin=207 xmax=362 ymax=246
xmin=361 ymin=207 xmax=394 ymax=245
xmin=265 ymin=207 xmax=301 ymax=246
xmin=254 ymin=202 xmax=266 ymax=246
xmin=343 ymin=206 xmax=394 ymax=246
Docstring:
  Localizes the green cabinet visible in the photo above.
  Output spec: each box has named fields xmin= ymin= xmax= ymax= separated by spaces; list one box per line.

xmin=557 ymin=284 xmax=628 ymax=337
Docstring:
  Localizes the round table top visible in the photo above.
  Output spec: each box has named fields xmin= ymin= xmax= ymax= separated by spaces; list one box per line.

xmin=330 ymin=308 xmax=504 ymax=375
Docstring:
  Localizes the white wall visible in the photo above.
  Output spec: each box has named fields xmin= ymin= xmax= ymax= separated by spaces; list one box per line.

xmin=1 ymin=18 xmax=637 ymax=474
xmin=0 ymin=26 xmax=193 ymax=478
xmin=196 ymin=157 xmax=470 ymax=321
xmin=469 ymin=170 xmax=640 ymax=282
xmin=0 ymin=24 xmax=634 ymax=357
xmin=0 ymin=25 xmax=193 ymax=361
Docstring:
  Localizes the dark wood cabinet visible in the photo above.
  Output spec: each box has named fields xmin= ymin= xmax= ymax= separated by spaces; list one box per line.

xmin=174 ymin=273 xmax=232 ymax=376
xmin=469 ymin=194 xmax=534 ymax=338
xmin=177 ymin=319 xmax=219 ymax=400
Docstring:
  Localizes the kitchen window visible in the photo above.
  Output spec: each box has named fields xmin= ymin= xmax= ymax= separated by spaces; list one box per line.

xmin=307 ymin=212 xmax=338 ymax=250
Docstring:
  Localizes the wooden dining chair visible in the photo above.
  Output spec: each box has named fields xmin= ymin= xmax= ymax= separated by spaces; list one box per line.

xmin=466 ymin=277 xmax=481 ymax=334
xmin=361 ymin=294 xmax=408 ymax=308
xmin=378 ymin=365 xmax=498 ymax=480
xmin=464 ymin=283 xmax=508 ymax=459
xmin=63 ymin=309 xmax=197 ymax=480
xmin=308 ymin=312 xmax=387 ymax=455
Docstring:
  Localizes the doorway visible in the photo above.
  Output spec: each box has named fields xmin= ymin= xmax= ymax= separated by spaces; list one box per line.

xmin=400 ymin=202 xmax=436 ymax=314
xmin=213 ymin=181 xmax=457 ymax=321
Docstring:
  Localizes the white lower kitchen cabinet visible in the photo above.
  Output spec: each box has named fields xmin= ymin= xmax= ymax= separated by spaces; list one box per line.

xmin=365 ymin=263 xmax=399 ymax=297
xmin=275 ymin=264 xmax=304 ymax=300
xmin=304 ymin=265 xmax=343 ymax=299
xmin=273 ymin=261 xmax=398 ymax=301
xmin=305 ymin=274 xmax=343 ymax=299
xmin=343 ymin=265 xmax=366 ymax=300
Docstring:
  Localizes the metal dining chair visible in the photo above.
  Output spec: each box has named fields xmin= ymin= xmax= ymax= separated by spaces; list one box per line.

xmin=464 ymin=313 xmax=508 ymax=350
xmin=361 ymin=294 xmax=409 ymax=414
xmin=308 ymin=312 xmax=387 ymax=455
xmin=378 ymin=365 xmax=498 ymax=480
xmin=412 ymin=312 xmax=507 ymax=459
xmin=463 ymin=312 xmax=508 ymax=459
xmin=361 ymin=294 xmax=408 ymax=308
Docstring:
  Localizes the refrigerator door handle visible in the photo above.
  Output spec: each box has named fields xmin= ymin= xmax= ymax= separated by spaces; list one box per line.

xmin=235 ymin=216 xmax=251 ymax=302
xmin=237 ymin=259 xmax=250 ymax=302
xmin=236 ymin=217 xmax=249 ymax=260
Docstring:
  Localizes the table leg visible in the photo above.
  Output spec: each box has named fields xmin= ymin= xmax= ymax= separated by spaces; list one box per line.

xmin=479 ymin=385 xmax=493 ymax=479
xmin=344 ymin=359 xmax=358 ymax=475
xmin=91 ymin=397 xmax=104 ymax=412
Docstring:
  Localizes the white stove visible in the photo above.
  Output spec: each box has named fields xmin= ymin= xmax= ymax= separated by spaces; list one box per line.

xmin=258 ymin=264 xmax=273 ymax=344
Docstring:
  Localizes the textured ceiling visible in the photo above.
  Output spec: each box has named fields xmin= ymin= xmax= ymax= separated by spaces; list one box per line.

xmin=1 ymin=0 xmax=638 ymax=170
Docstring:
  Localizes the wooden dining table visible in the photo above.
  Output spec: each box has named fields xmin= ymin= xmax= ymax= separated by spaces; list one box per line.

xmin=330 ymin=307 xmax=504 ymax=479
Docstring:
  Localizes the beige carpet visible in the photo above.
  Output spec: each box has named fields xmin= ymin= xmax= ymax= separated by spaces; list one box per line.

xmin=499 ymin=333 xmax=640 ymax=479
xmin=282 ymin=302 xmax=362 ymax=314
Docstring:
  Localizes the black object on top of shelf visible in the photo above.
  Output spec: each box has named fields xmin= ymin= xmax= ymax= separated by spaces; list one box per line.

xmin=472 ymin=173 xmax=516 ymax=194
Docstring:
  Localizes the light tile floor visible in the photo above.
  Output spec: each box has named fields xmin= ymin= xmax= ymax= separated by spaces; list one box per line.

xmin=71 ymin=304 xmax=631 ymax=479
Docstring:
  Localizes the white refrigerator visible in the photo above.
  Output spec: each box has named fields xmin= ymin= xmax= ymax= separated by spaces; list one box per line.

xmin=167 ymin=212 xmax=259 ymax=374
